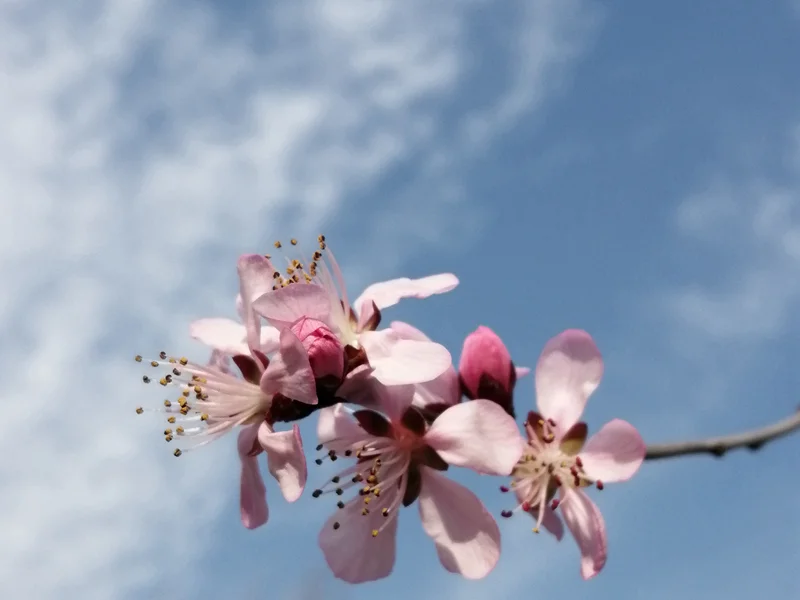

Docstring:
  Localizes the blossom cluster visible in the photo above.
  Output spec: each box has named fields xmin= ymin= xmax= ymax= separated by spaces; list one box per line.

xmin=134 ymin=237 xmax=646 ymax=583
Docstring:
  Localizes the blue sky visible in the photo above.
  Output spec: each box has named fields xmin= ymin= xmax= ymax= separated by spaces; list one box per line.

xmin=2 ymin=0 xmax=800 ymax=598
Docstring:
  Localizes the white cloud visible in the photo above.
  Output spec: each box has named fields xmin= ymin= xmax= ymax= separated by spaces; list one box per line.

xmin=667 ymin=129 xmax=800 ymax=342
xmin=0 ymin=1 xmax=593 ymax=598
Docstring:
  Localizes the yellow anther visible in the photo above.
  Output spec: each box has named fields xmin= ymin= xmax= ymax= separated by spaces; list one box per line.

xmin=135 ymin=355 xmax=143 ymax=362
xmin=135 ymin=407 xmax=144 ymax=414
xmin=200 ymin=414 xmax=209 ymax=421
xmin=274 ymin=240 xmax=282 ymax=248
xmin=179 ymin=357 xmax=188 ymax=366
xmin=150 ymin=361 xmax=158 ymax=367
xmin=163 ymin=400 xmax=171 ymax=407
xmin=176 ymin=426 xmax=185 ymax=434
xmin=167 ymin=416 xmax=176 ymax=424
xmin=371 ymin=529 xmax=378 ymax=538
xmin=174 ymin=449 xmax=182 ymax=457
xmin=290 ymin=238 xmax=298 ymax=245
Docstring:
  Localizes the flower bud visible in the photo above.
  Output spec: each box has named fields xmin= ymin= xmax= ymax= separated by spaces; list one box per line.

xmin=290 ymin=317 xmax=345 ymax=380
xmin=458 ymin=325 xmax=521 ymax=418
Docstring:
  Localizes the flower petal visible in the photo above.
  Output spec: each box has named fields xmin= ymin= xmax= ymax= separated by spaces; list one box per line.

xmin=359 ymin=329 xmax=452 ymax=386
xmin=560 ymin=488 xmax=607 ymax=580
xmin=190 ymin=318 xmax=250 ymax=356
xmin=424 ymin=400 xmax=524 ymax=475
xmin=534 ymin=507 xmax=565 ymax=541
xmin=318 ymin=498 xmax=399 ymax=583
xmin=389 ymin=320 xmax=431 ymax=341
xmin=535 ymin=329 xmax=604 ymax=435
xmin=237 ymin=254 xmax=276 ymax=351
xmin=261 ymin=328 xmax=317 ymax=404
xmin=257 ymin=423 xmax=307 ymax=503
xmin=237 ymin=424 xmax=268 ymax=529
xmin=252 ymin=283 xmax=332 ymax=329
xmin=418 ymin=468 xmax=501 ymax=580
xmin=580 ymin=419 xmax=646 ymax=483
xmin=354 ymin=273 xmax=459 ymax=315
xmin=317 ymin=405 xmax=369 ymax=452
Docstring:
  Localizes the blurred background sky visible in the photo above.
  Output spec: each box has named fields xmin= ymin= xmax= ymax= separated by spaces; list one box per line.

xmin=2 ymin=1 xmax=799 ymax=599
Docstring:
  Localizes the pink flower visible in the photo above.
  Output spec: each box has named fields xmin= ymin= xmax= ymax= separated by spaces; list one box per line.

xmin=311 ymin=386 xmax=524 ymax=583
xmin=290 ymin=316 xmax=345 ymax=380
xmin=251 ymin=236 xmax=457 ymax=387
xmin=458 ymin=325 xmax=530 ymax=418
xmin=500 ymin=330 xmax=646 ymax=580
xmin=190 ymin=254 xmax=282 ymax=356
xmin=134 ymin=326 xmax=317 ymax=459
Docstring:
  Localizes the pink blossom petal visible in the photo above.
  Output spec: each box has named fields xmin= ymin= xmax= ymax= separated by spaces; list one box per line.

xmin=560 ymin=488 xmax=607 ymax=580
xmin=580 ymin=419 xmax=646 ymax=483
xmin=252 ymin=283 xmax=332 ymax=329
xmin=190 ymin=318 xmax=250 ymax=356
xmin=535 ymin=507 xmax=565 ymax=540
xmin=425 ymin=400 xmax=524 ymax=475
xmin=418 ymin=468 xmax=501 ymax=580
xmin=261 ymin=328 xmax=317 ymax=404
xmin=257 ymin=423 xmax=307 ymax=503
xmin=237 ymin=424 xmax=268 ymax=529
xmin=389 ymin=320 xmax=430 ymax=341
xmin=359 ymin=329 xmax=452 ymax=386
xmin=318 ymin=498 xmax=399 ymax=583
xmin=354 ymin=273 xmax=459 ymax=316
xmin=237 ymin=254 xmax=275 ymax=351
xmin=413 ymin=366 xmax=460 ymax=410
xmin=317 ymin=405 xmax=368 ymax=452
xmin=535 ymin=329 xmax=604 ymax=435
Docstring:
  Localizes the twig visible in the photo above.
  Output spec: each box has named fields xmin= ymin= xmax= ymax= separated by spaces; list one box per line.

xmin=644 ymin=409 xmax=800 ymax=461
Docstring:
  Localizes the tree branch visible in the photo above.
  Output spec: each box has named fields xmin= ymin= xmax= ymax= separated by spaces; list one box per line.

xmin=644 ymin=409 xmax=800 ymax=461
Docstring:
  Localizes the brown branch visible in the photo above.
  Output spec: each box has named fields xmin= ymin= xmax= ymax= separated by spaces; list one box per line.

xmin=644 ymin=409 xmax=800 ymax=461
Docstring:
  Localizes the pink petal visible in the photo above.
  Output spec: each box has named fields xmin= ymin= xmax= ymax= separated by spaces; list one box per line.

xmin=261 ymin=328 xmax=317 ymax=404
xmin=359 ymin=329 xmax=452 ymax=386
xmin=318 ymin=498 xmax=399 ymax=583
xmin=389 ymin=320 xmax=431 ymax=341
xmin=535 ymin=329 xmax=604 ymax=435
xmin=317 ymin=405 xmax=368 ymax=452
xmin=425 ymin=400 xmax=524 ymax=475
xmin=535 ymin=507 xmax=565 ymax=540
xmin=190 ymin=318 xmax=249 ymax=356
xmin=237 ymin=254 xmax=275 ymax=351
xmin=257 ymin=422 xmax=307 ymax=503
xmin=237 ymin=424 xmax=268 ymax=529
xmin=252 ymin=283 xmax=332 ymax=329
xmin=560 ymin=488 xmax=607 ymax=580
xmin=413 ymin=366 xmax=460 ymax=410
xmin=354 ymin=273 xmax=459 ymax=315
xmin=417 ymin=468 xmax=501 ymax=580
xmin=580 ymin=419 xmax=646 ymax=483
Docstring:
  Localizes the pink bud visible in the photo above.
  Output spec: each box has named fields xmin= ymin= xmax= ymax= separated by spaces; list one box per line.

xmin=290 ymin=317 xmax=345 ymax=380
xmin=458 ymin=325 xmax=517 ymax=417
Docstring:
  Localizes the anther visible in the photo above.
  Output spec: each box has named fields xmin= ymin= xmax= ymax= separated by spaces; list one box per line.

xmin=318 ymin=234 xmax=325 ymax=242
xmin=331 ymin=476 xmax=340 ymax=484
xmin=333 ymin=522 xmax=340 ymax=530
xmin=371 ymin=529 xmax=378 ymax=538
xmin=159 ymin=378 xmax=168 ymax=386
xmin=382 ymin=508 xmax=389 ymax=517
xmin=173 ymin=449 xmax=182 ymax=457
xmin=551 ymin=499 xmax=560 ymax=510
xmin=159 ymin=351 xmax=167 ymax=360
xmin=163 ymin=400 xmax=171 ymax=407
xmin=344 ymin=450 xmax=352 ymax=457
xmin=135 ymin=407 xmax=144 ymax=414
xmin=521 ymin=501 xmax=531 ymax=512
xmin=176 ymin=426 xmax=184 ymax=434
xmin=315 ymin=458 xmax=323 ymax=465
xmin=150 ymin=361 xmax=158 ymax=367
xmin=575 ymin=456 xmax=583 ymax=468
xmin=312 ymin=489 xmax=323 ymax=498
xmin=142 ymin=376 xmax=151 ymax=384
xmin=337 ymin=501 xmax=345 ymax=509
xmin=595 ymin=480 xmax=604 ymax=491
xmin=361 ymin=508 xmax=369 ymax=516
xmin=164 ymin=428 xmax=173 ymax=435
xmin=274 ymin=240 xmax=282 ymax=248
xmin=179 ymin=357 xmax=188 ymax=366
xmin=499 ymin=485 xmax=509 ymax=493
xmin=135 ymin=355 xmax=143 ymax=362
xmin=200 ymin=414 xmax=208 ymax=421
xmin=172 ymin=368 xmax=181 ymax=376
xmin=501 ymin=510 xmax=513 ymax=518
xmin=366 ymin=475 xmax=378 ymax=485
xmin=532 ymin=527 xmax=540 ymax=534
xmin=167 ymin=416 xmax=176 ymax=424
xmin=335 ymin=488 xmax=343 ymax=496
xmin=290 ymin=238 xmax=298 ymax=245
xmin=316 ymin=444 xmax=323 ymax=451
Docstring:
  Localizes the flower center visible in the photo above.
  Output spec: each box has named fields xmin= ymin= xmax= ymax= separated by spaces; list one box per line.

xmin=499 ymin=416 xmax=603 ymax=533
xmin=311 ymin=438 xmax=410 ymax=538
xmin=133 ymin=351 xmax=268 ymax=456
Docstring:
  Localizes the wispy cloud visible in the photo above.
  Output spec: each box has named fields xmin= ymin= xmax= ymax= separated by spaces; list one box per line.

xmin=0 ymin=1 xmax=594 ymax=598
